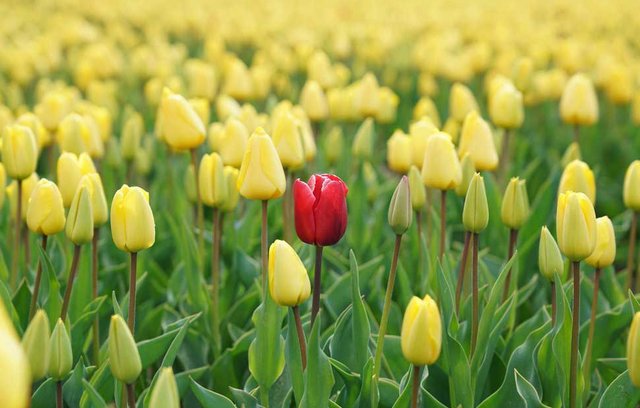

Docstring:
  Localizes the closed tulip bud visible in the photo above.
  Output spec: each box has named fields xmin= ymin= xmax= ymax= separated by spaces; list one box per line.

xmin=560 ymin=73 xmax=599 ymax=126
xmin=185 ymin=164 xmax=197 ymax=203
xmin=189 ymin=98 xmax=210 ymax=126
xmin=237 ymin=128 xmax=286 ymax=200
xmin=442 ymin=118 xmax=460 ymax=144
xmin=628 ymin=312 xmax=640 ymax=387
xmin=449 ymin=83 xmax=479 ymax=122
xmin=556 ymin=191 xmax=597 ymax=261
xmin=3 ymin=124 xmax=37 ymax=180
xmin=0 ymin=330 xmax=30 ymax=407
xmin=80 ymin=174 xmax=108 ymax=226
xmin=388 ymin=176 xmax=412 ymax=235
xmin=158 ymin=88 xmax=206 ymax=151
xmin=35 ymin=92 xmax=71 ymax=131
xmin=604 ymin=64 xmax=633 ymax=105
xmin=387 ymin=130 xmax=412 ymax=173
xmin=221 ymin=166 xmax=240 ymax=212
xmin=356 ymin=73 xmax=380 ymax=118
xmin=121 ymin=112 xmax=143 ymax=161
xmin=458 ymin=111 xmax=499 ymax=171
xmin=268 ymin=240 xmax=311 ymax=306
xmin=82 ymin=115 xmax=104 ymax=159
xmin=291 ymin=106 xmax=317 ymax=162
xmin=272 ymin=111 xmax=304 ymax=169
xmin=501 ymin=177 xmax=530 ymax=229
xmin=111 ymin=185 xmax=155 ymax=253
xmin=108 ymin=315 xmax=142 ymax=384
xmin=363 ymin=162 xmax=379 ymax=202
xmin=512 ymin=57 xmax=533 ymax=92
xmin=455 ymin=154 xmax=476 ymax=197
xmin=323 ymin=126 xmax=344 ymax=165
xmin=215 ymin=95 xmax=241 ymax=122
xmin=624 ymin=161 xmax=640 ymax=211
xmin=199 ymin=153 xmax=227 ymax=207
xmin=48 ymin=319 xmax=72 ymax=380
xmin=401 ymin=295 xmax=442 ymax=366
xmin=66 ymin=183 xmax=94 ymax=245
xmin=489 ymin=83 xmax=524 ymax=129
xmin=21 ymin=310 xmax=50 ymax=380
xmin=352 ymin=118 xmax=375 ymax=160
xmin=56 ymin=113 xmax=90 ymax=155
xmin=421 ymin=132 xmax=461 ymax=190
xmin=409 ymin=118 xmax=439 ymax=167
xmin=57 ymin=152 xmax=96 ymax=207
xmin=223 ymin=59 xmax=253 ymax=101
xmin=558 ymin=160 xmax=596 ymax=204
xmin=300 ymin=80 xmax=329 ymax=121
xmin=375 ymin=87 xmax=399 ymax=124
xmin=8 ymin=174 xmax=39 ymax=222
xmin=185 ymin=59 xmax=217 ymax=100
xmin=26 ymin=179 xmax=66 ymax=235
xmin=213 ymin=118 xmax=248 ymax=168
xmin=585 ymin=216 xmax=616 ymax=269
xmin=408 ymin=166 xmax=426 ymax=212
xmin=413 ymin=97 xmax=441 ymax=128
xmin=16 ymin=113 xmax=49 ymax=150
xmin=561 ymin=142 xmax=582 ymax=167
xmin=462 ymin=173 xmax=489 ymax=233
xmin=149 ymin=368 xmax=180 ymax=408
xmin=539 ymin=226 xmax=565 ymax=281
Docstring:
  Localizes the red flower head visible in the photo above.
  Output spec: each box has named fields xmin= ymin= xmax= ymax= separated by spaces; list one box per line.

xmin=293 ymin=174 xmax=348 ymax=246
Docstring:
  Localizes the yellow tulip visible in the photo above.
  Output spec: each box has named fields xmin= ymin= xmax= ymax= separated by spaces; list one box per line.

xmin=199 ymin=153 xmax=227 ymax=207
xmin=489 ymin=83 xmax=524 ymax=130
xmin=408 ymin=165 xmax=425 ymax=212
xmin=401 ymin=295 xmax=442 ymax=366
xmin=324 ymin=126 xmax=344 ymax=165
xmin=56 ymin=113 xmax=91 ymax=155
xmin=539 ymin=226 xmax=565 ymax=281
xmin=300 ymin=80 xmax=329 ymax=121
xmin=355 ymin=73 xmax=380 ymax=118
xmin=560 ymin=73 xmax=599 ymax=126
xmin=223 ymin=58 xmax=253 ymax=101
xmin=21 ymin=309 xmax=50 ymax=380
xmin=455 ymin=153 xmax=476 ymax=197
xmin=558 ymin=160 xmax=596 ymax=204
xmin=624 ymin=161 xmax=640 ymax=211
xmin=387 ymin=130 xmax=412 ymax=174
xmin=16 ymin=113 xmax=49 ymax=150
xmin=556 ymin=191 xmax=597 ymax=261
xmin=35 ymin=91 xmax=71 ymax=131
xmin=48 ymin=319 xmax=72 ymax=380
xmin=121 ymin=111 xmax=144 ymax=161
xmin=26 ymin=179 xmax=66 ymax=236
xmin=462 ymin=173 xmax=489 ymax=233
xmin=375 ymin=87 xmax=399 ymax=124
xmin=185 ymin=59 xmax=217 ymax=100
xmin=110 ymin=185 xmax=155 ymax=253
xmin=409 ymin=118 xmax=439 ymax=168
xmin=604 ymin=64 xmax=633 ymax=105
xmin=149 ymin=368 xmax=180 ymax=408
xmin=272 ymin=111 xmax=305 ymax=169
xmin=458 ymin=111 xmax=498 ymax=171
xmin=7 ymin=174 xmax=39 ymax=222
xmin=237 ymin=127 xmax=286 ymax=200
xmin=627 ymin=312 xmax=640 ymax=387
xmin=56 ymin=152 xmax=96 ymax=207
xmin=215 ymin=95 xmax=241 ymax=122
xmin=2 ymin=124 xmax=38 ymax=180
xmin=158 ymin=88 xmax=206 ymax=151
xmin=421 ymin=132 xmax=461 ymax=190
xmin=65 ymin=182 xmax=94 ymax=245
xmin=352 ymin=117 xmax=375 ymax=160
xmin=449 ymin=83 xmax=479 ymax=122
xmin=108 ymin=315 xmax=142 ymax=384
xmin=268 ymin=240 xmax=311 ymax=307
xmin=291 ymin=106 xmax=317 ymax=162
xmin=413 ymin=97 xmax=441 ymax=128
xmin=585 ymin=216 xmax=616 ymax=269
xmin=442 ymin=117 xmax=461 ymax=144
xmin=220 ymin=166 xmax=240 ymax=213
xmin=212 ymin=118 xmax=248 ymax=168
xmin=0 ymin=330 xmax=30 ymax=407
xmin=189 ymin=97 xmax=211 ymax=126
xmin=79 ymin=173 xmax=109 ymax=226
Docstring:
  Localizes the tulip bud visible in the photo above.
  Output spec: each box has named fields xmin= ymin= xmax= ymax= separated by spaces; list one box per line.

xmin=16 ymin=112 xmax=49 ymax=151
xmin=0 ymin=330 xmax=30 ymax=407
xmin=442 ymin=118 xmax=460 ymax=144
xmin=49 ymin=319 xmax=72 ymax=380
xmin=561 ymin=142 xmax=582 ymax=167
xmin=408 ymin=166 xmax=425 ymax=212
xmin=35 ymin=92 xmax=71 ymax=131
xmin=462 ymin=173 xmax=489 ymax=233
xmin=458 ymin=111 xmax=499 ymax=171
xmin=624 ymin=161 xmax=640 ymax=211
xmin=421 ymin=132 xmax=461 ymax=190
xmin=401 ymin=295 xmax=442 ymax=366
xmin=449 ymin=83 xmax=479 ymax=122
xmin=356 ymin=73 xmax=380 ymax=118
xmin=489 ymin=83 xmax=524 ymax=129
xmin=413 ymin=97 xmax=441 ymax=128
xmin=80 ymin=173 xmax=109 ymax=226
xmin=56 ymin=152 xmax=97 ymax=207
xmin=158 ymin=88 xmax=206 ymax=151
xmin=149 ymin=368 xmax=180 ymax=408
xmin=111 ymin=185 xmax=155 ymax=253
xmin=323 ymin=126 xmax=344 ymax=165
xmin=558 ymin=160 xmax=596 ymax=204
xmin=189 ymin=98 xmax=210 ymax=126
xmin=268 ymin=240 xmax=311 ymax=306
xmin=212 ymin=118 xmax=248 ymax=168
xmin=65 ymin=182 xmax=94 ymax=245
xmin=199 ymin=153 xmax=227 ymax=207
xmin=291 ymin=106 xmax=317 ymax=162
xmin=56 ymin=113 xmax=91 ymax=155
xmin=388 ymin=176 xmax=412 ymax=235
xmin=7 ymin=174 xmax=39 ymax=222
xmin=3 ymin=124 xmax=38 ymax=180
xmin=352 ymin=118 xmax=375 ymax=160
xmin=387 ymin=130 xmax=412 ymax=174
xmin=375 ymin=87 xmax=399 ymax=124
xmin=627 ymin=312 xmax=640 ymax=387
xmin=221 ymin=166 xmax=240 ymax=212
xmin=185 ymin=59 xmax=217 ymax=100
xmin=121 ymin=112 xmax=143 ymax=161
xmin=409 ymin=118 xmax=439 ymax=167
xmin=560 ymin=73 xmax=599 ymax=126
xmin=501 ymin=177 xmax=530 ymax=230
xmin=21 ymin=310 xmax=50 ymax=380
xmin=455 ymin=154 xmax=476 ymax=197
xmin=108 ymin=315 xmax=142 ymax=384
xmin=556 ymin=191 xmax=597 ymax=261
xmin=223 ymin=58 xmax=253 ymax=101
xmin=26 ymin=179 xmax=66 ymax=236
xmin=272 ymin=111 xmax=305 ymax=170
xmin=539 ymin=226 xmax=565 ymax=281
xmin=237 ymin=127 xmax=286 ymax=200
xmin=185 ymin=164 xmax=197 ymax=204
xmin=363 ymin=162 xmax=378 ymax=203
xmin=300 ymin=80 xmax=329 ymax=121
xmin=585 ymin=216 xmax=616 ymax=269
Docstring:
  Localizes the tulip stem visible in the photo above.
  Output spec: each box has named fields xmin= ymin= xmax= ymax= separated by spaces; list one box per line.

xmin=570 ymin=261 xmax=581 ymax=408
xmin=92 ymin=228 xmax=100 ymax=363
xmin=311 ymin=245 xmax=324 ymax=325
xmin=502 ymin=228 xmax=519 ymax=302
xmin=573 ymin=125 xmax=580 ymax=145
xmin=190 ymin=148 xmax=204 ymax=255
xmin=499 ymin=129 xmax=511 ymax=182
xmin=584 ymin=267 xmax=601 ymax=397
xmin=60 ymin=245 xmax=82 ymax=322
xmin=211 ymin=208 xmax=222 ymax=356
xmin=373 ymin=234 xmax=402 ymax=380
xmin=416 ymin=210 xmax=423 ymax=284
xmin=455 ymin=231 xmax=471 ymax=314
xmin=126 ymin=383 xmax=136 ymax=408
xmin=439 ymin=189 xmax=446 ymax=261
xmin=627 ymin=211 xmax=637 ymax=292
xmin=551 ymin=281 xmax=556 ymax=327
xmin=293 ymin=305 xmax=307 ymax=369
xmin=283 ymin=170 xmax=293 ymax=243
xmin=23 ymin=225 xmax=31 ymax=266
xmin=411 ymin=365 xmax=421 ymax=408
xmin=28 ymin=235 xmax=48 ymax=321
xmin=56 ymin=381 xmax=63 ymax=408
xmin=261 ymin=200 xmax=269 ymax=300
xmin=128 ymin=252 xmax=138 ymax=332
xmin=11 ymin=179 xmax=22 ymax=290
xmin=471 ymin=233 xmax=479 ymax=356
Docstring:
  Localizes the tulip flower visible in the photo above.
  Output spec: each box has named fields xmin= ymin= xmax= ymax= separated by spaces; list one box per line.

xmin=56 ymin=113 xmax=92 ymax=155
xmin=375 ymin=87 xmax=399 ymax=124
xmin=558 ymin=160 xmax=596 ymax=204
xmin=449 ymin=83 xmax=479 ymax=122
xmin=355 ymin=73 xmax=380 ymax=118
xmin=323 ymin=126 xmax=344 ymax=165
xmin=413 ymin=97 xmax=441 ymax=128
xmin=352 ymin=117 xmax=375 ymax=161
xmin=625 ymin=161 xmax=640 ymax=291
xmin=57 ymin=152 xmax=97 ymax=208
xmin=121 ymin=111 xmax=143 ymax=179
xmin=35 ymin=91 xmax=71 ymax=132
xmin=49 ymin=318 xmax=72 ymax=407
xmin=109 ymin=314 xmax=142 ymax=406
xmin=16 ymin=112 xmax=49 ymax=151
xmin=561 ymin=142 xmax=582 ymax=168
xmin=409 ymin=118 xmax=438 ymax=168
xmin=458 ymin=111 xmax=498 ymax=171
xmin=500 ymin=177 xmax=530 ymax=300
xmin=560 ymin=73 xmax=598 ymax=144
xmin=489 ymin=82 xmax=524 ymax=130
xmin=401 ymin=295 xmax=442 ymax=408
xmin=0 ymin=328 xmax=30 ymax=408
xmin=300 ymin=80 xmax=329 ymax=122
xmin=189 ymin=97 xmax=210 ymax=126
xmin=21 ymin=309 xmax=49 ymax=380
xmin=291 ymin=106 xmax=317 ymax=163
xmin=237 ymin=127 xmax=286 ymax=201
xmin=294 ymin=173 xmax=348 ymax=322
xmin=539 ymin=226 xmax=565 ymax=326
xmin=387 ymin=130 xmax=412 ymax=174
xmin=455 ymin=153 xmax=476 ymax=197
xmin=149 ymin=368 xmax=180 ymax=408
xmin=212 ymin=118 xmax=248 ymax=168
xmin=111 ymin=185 xmax=155 ymax=331
xmin=272 ymin=111 xmax=305 ymax=170
xmin=628 ymin=312 xmax=640 ymax=387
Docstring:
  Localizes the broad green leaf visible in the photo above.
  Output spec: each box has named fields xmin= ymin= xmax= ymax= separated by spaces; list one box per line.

xmin=285 ymin=308 xmax=304 ymax=405
xmin=81 ymin=379 xmax=108 ymax=408
xmin=514 ymin=370 xmax=551 ymax=407
xmin=598 ymin=370 xmax=640 ymax=408
xmin=301 ymin=313 xmax=335 ymax=408
xmin=190 ymin=378 xmax=237 ymax=408
xmin=350 ymin=250 xmax=371 ymax=374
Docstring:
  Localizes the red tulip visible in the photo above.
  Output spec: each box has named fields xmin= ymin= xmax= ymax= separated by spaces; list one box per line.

xmin=294 ymin=174 xmax=348 ymax=246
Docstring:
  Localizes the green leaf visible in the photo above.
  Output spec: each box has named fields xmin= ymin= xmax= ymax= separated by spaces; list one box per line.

xmin=230 ymin=387 xmax=262 ymax=408
xmin=301 ymin=313 xmax=335 ymax=408
xmin=285 ymin=308 xmax=304 ymax=405
xmin=349 ymin=250 xmax=371 ymax=374
xmin=62 ymin=359 xmax=88 ymax=408
xmin=190 ymin=378 xmax=237 ymax=408
xmin=598 ymin=370 xmax=640 ymax=408
xmin=32 ymin=378 xmax=56 ymax=408
xmin=70 ymin=296 xmax=107 ymax=360
xmin=81 ymin=379 xmax=108 ymax=408
xmin=37 ymin=241 xmax=62 ymax=322
xmin=514 ymin=370 xmax=551 ymax=407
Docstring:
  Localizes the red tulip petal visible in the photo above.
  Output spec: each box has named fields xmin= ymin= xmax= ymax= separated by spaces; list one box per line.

xmin=313 ymin=179 xmax=348 ymax=246
xmin=293 ymin=179 xmax=317 ymax=245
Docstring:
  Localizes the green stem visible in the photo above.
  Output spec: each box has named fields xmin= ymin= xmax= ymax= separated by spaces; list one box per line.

xmin=293 ymin=305 xmax=307 ymax=369
xmin=126 ymin=383 xmax=136 ymax=408
xmin=92 ymin=228 xmax=100 ymax=364
xmin=627 ymin=211 xmax=637 ymax=292
xmin=416 ymin=210 xmax=423 ymax=285
xmin=56 ymin=381 xmax=63 ymax=408
xmin=584 ymin=267 xmax=601 ymax=398
xmin=439 ymin=189 xmax=446 ymax=261
xmin=551 ymin=281 xmax=556 ymax=327
xmin=28 ymin=235 xmax=48 ymax=321
xmin=573 ymin=124 xmax=580 ymax=145
xmin=502 ymin=229 xmax=519 ymax=302
xmin=261 ymin=200 xmax=269 ymax=300
xmin=190 ymin=148 xmax=204 ymax=255
xmin=60 ymin=245 xmax=82 ymax=322
xmin=455 ymin=231 xmax=471 ymax=314
xmin=570 ymin=261 xmax=581 ymax=408
xmin=311 ymin=245 xmax=324 ymax=325
xmin=211 ymin=208 xmax=222 ymax=356
xmin=128 ymin=252 xmax=138 ymax=332
xmin=411 ymin=365 xmax=421 ymax=408
xmin=11 ymin=179 xmax=22 ymax=290
xmin=470 ymin=232 xmax=479 ymax=356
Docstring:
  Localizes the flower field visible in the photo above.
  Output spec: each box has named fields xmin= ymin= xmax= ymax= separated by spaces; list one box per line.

xmin=2 ymin=0 xmax=640 ymax=407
